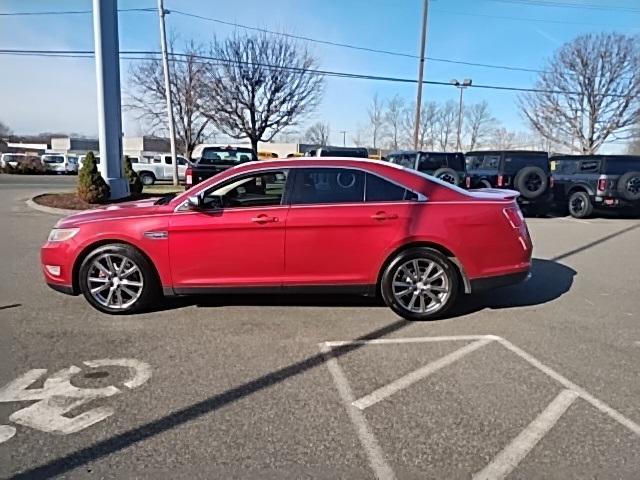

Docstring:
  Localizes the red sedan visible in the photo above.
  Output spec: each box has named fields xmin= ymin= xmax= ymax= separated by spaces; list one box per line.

xmin=41 ymin=158 xmax=532 ymax=320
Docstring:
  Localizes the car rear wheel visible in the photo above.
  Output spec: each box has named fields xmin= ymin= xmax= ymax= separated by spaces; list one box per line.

xmin=381 ymin=247 xmax=459 ymax=321
xmin=568 ymin=191 xmax=593 ymax=218
xmin=139 ymin=172 xmax=155 ymax=186
xmin=618 ymin=171 xmax=640 ymax=201
xmin=515 ymin=166 xmax=548 ymax=199
xmin=78 ymin=243 xmax=160 ymax=314
xmin=432 ymin=167 xmax=460 ymax=185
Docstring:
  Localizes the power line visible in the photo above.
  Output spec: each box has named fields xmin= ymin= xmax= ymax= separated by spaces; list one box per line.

xmin=0 ymin=48 xmax=630 ymax=98
xmin=170 ymin=9 xmax=559 ymax=75
xmin=432 ymin=8 xmax=640 ymax=28
xmin=0 ymin=7 xmax=155 ymax=16
xmin=484 ymin=0 xmax=640 ymax=13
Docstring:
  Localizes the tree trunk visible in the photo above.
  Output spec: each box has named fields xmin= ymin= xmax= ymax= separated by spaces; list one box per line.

xmin=250 ymin=138 xmax=259 ymax=159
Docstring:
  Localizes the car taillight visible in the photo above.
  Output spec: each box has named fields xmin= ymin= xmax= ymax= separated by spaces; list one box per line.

xmin=185 ymin=167 xmax=193 ymax=186
xmin=465 ymin=176 xmax=471 ymax=189
xmin=549 ymin=176 xmax=554 ymax=188
xmin=497 ymin=175 xmax=504 ymax=187
xmin=503 ymin=206 xmax=523 ymax=229
xmin=597 ymin=178 xmax=607 ymax=192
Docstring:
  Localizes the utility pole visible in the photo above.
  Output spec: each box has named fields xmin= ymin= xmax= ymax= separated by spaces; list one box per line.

xmin=413 ymin=0 xmax=429 ymax=150
xmin=452 ymin=78 xmax=472 ymax=151
xmin=92 ymin=0 xmax=128 ymax=199
xmin=340 ymin=130 xmax=346 ymax=147
xmin=157 ymin=0 xmax=178 ymax=186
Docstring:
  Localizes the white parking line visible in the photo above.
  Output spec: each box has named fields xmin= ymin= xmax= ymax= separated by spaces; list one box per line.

xmin=473 ymin=389 xmax=578 ymax=480
xmin=320 ymin=343 xmax=396 ymax=480
xmin=352 ymin=338 xmax=493 ymax=410
xmin=324 ymin=335 xmax=490 ymax=348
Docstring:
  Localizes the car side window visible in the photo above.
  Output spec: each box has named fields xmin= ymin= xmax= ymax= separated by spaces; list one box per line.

xmin=365 ymin=173 xmax=410 ymax=202
xmin=580 ymin=160 xmax=600 ymax=172
xmin=153 ymin=157 xmax=162 ymax=164
xmin=202 ymin=170 xmax=288 ymax=209
xmin=483 ymin=155 xmax=501 ymax=169
xmin=418 ymin=153 xmax=444 ymax=172
xmin=289 ymin=168 xmax=365 ymax=205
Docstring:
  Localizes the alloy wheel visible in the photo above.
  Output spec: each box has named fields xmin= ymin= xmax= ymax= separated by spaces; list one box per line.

xmin=524 ymin=173 xmax=542 ymax=192
xmin=391 ymin=258 xmax=451 ymax=314
xmin=627 ymin=177 xmax=640 ymax=195
xmin=86 ymin=253 xmax=144 ymax=310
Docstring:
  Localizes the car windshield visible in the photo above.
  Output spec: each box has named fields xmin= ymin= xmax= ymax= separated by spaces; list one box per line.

xmin=4 ymin=155 xmax=24 ymax=162
xmin=43 ymin=156 xmax=64 ymax=163
xmin=199 ymin=147 xmax=256 ymax=165
xmin=604 ymin=158 xmax=640 ymax=174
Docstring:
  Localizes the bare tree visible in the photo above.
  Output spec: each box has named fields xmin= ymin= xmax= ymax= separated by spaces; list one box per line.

xmin=305 ymin=122 xmax=330 ymax=145
xmin=352 ymin=125 xmax=367 ymax=147
xmin=490 ymin=128 xmax=518 ymax=149
xmin=0 ymin=120 xmax=11 ymax=137
xmin=126 ymin=40 xmax=214 ymax=159
xmin=385 ymin=95 xmax=404 ymax=150
xmin=402 ymin=101 xmax=438 ymax=149
xmin=367 ymin=93 xmax=387 ymax=149
xmin=464 ymin=101 xmax=497 ymax=150
xmin=435 ymin=101 xmax=457 ymax=150
xmin=520 ymin=33 xmax=640 ymax=154
xmin=627 ymin=124 xmax=640 ymax=154
xmin=199 ymin=32 xmax=324 ymax=156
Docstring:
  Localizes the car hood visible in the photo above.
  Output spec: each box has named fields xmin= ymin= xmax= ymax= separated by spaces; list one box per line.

xmin=56 ymin=198 xmax=165 ymax=227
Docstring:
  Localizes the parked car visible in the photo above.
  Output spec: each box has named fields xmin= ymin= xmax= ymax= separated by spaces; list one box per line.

xmin=186 ymin=145 xmax=257 ymax=188
xmin=1 ymin=153 xmax=27 ymax=168
xmin=387 ymin=151 xmax=466 ymax=185
xmin=306 ymin=147 xmax=369 ymax=158
xmin=41 ymin=153 xmax=78 ymax=174
xmin=465 ymin=150 xmax=552 ymax=215
xmin=132 ymin=154 xmax=190 ymax=186
xmin=42 ymin=158 xmax=532 ymax=320
xmin=550 ymin=155 xmax=640 ymax=218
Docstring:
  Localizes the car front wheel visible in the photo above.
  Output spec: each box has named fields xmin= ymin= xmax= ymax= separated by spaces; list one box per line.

xmin=381 ymin=247 xmax=459 ymax=321
xmin=78 ymin=243 xmax=160 ymax=314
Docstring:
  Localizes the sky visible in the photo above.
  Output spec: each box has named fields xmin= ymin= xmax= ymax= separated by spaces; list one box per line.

xmin=0 ymin=0 xmax=639 ymax=149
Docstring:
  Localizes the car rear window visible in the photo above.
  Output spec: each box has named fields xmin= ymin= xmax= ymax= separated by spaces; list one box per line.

xmin=200 ymin=147 xmax=256 ymax=165
xmin=43 ymin=155 xmax=64 ymax=163
xmin=418 ymin=153 xmax=446 ymax=172
xmin=388 ymin=153 xmax=416 ymax=169
xmin=466 ymin=154 xmax=500 ymax=170
xmin=365 ymin=173 xmax=410 ymax=202
xmin=604 ymin=157 xmax=640 ymax=174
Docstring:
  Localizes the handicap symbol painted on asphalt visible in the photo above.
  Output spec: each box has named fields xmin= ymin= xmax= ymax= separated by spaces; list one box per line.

xmin=0 ymin=358 xmax=151 ymax=443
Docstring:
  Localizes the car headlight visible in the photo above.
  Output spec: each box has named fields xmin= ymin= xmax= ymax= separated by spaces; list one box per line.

xmin=48 ymin=228 xmax=79 ymax=242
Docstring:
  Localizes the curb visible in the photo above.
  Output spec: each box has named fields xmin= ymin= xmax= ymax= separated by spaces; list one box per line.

xmin=26 ymin=197 xmax=80 ymax=216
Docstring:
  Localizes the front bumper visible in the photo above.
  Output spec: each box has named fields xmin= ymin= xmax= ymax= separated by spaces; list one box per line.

xmin=41 ymin=240 xmax=77 ymax=294
xmin=469 ymin=268 xmax=531 ymax=293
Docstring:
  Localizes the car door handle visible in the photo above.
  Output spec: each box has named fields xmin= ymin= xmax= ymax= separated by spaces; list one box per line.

xmin=251 ymin=215 xmax=278 ymax=224
xmin=371 ymin=212 xmax=398 ymax=220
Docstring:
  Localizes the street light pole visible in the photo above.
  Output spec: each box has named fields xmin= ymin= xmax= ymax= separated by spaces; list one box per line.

xmin=452 ymin=78 xmax=472 ymax=151
xmin=157 ymin=0 xmax=178 ymax=186
xmin=340 ymin=130 xmax=346 ymax=147
xmin=413 ymin=0 xmax=429 ymax=149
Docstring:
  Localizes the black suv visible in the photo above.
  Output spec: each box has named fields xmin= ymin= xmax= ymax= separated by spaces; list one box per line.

xmin=465 ymin=150 xmax=552 ymax=214
xmin=386 ymin=151 xmax=465 ymax=185
xmin=550 ymin=155 xmax=640 ymax=218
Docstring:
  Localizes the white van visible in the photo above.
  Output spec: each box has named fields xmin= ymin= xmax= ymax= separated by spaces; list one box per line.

xmin=41 ymin=153 xmax=79 ymax=174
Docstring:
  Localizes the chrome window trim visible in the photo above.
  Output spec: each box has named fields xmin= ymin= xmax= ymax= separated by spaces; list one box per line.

xmin=174 ymin=164 xmax=427 ymax=213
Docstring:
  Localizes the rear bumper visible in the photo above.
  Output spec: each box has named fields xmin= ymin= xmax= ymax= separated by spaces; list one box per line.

xmin=469 ymin=268 xmax=531 ymax=293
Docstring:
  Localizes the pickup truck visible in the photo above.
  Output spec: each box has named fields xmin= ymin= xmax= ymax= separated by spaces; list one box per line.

xmin=131 ymin=154 xmax=190 ymax=185
xmin=185 ymin=145 xmax=257 ymax=188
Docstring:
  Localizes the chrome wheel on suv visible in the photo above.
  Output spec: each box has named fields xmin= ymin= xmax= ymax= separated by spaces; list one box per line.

xmin=381 ymin=247 xmax=459 ymax=321
xmin=79 ymin=243 xmax=159 ymax=314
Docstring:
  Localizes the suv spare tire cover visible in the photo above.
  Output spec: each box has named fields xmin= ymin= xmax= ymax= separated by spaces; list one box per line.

xmin=432 ymin=167 xmax=460 ymax=185
xmin=514 ymin=166 xmax=548 ymax=199
xmin=617 ymin=171 xmax=640 ymax=201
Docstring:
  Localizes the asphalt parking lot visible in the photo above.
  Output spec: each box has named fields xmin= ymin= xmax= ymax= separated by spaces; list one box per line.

xmin=1 ymin=174 xmax=639 ymax=479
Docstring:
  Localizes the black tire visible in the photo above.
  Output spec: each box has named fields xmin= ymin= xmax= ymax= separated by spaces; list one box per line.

xmin=617 ymin=171 xmax=640 ymax=201
xmin=139 ymin=172 xmax=155 ymax=186
xmin=478 ymin=179 xmax=492 ymax=189
xmin=432 ymin=167 xmax=460 ymax=185
xmin=568 ymin=190 xmax=593 ymax=219
xmin=78 ymin=243 xmax=161 ymax=315
xmin=380 ymin=247 xmax=459 ymax=321
xmin=515 ymin=166 xmax=548 ymax=200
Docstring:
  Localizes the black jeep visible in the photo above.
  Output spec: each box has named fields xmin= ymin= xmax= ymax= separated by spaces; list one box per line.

xmin=386 ymin=151 xmax=465 ymax=185
xmin=465 ymin=150 xmax=552 ymax=214
xmin=550 ymin=155 xmax=640 ymax=218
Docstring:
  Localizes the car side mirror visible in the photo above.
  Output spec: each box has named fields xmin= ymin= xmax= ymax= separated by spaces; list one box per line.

xmin=187 ymin=195 xmax=203 ymax=210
